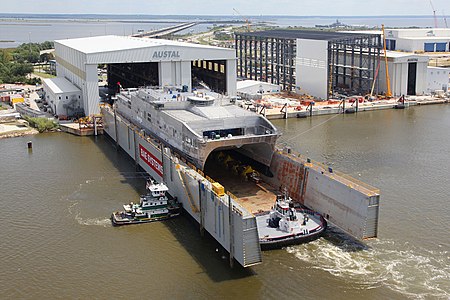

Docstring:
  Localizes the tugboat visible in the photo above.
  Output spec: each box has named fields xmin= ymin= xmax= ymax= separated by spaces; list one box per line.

xmin=256 ymin=192 xmax=327 ymax=250
xmin=111 ymin=181 xmax=181 ymax=226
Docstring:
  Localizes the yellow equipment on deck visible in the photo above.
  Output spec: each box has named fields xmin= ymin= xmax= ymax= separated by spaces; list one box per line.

xmin=211 ymin=182 xmax=225 ymax=197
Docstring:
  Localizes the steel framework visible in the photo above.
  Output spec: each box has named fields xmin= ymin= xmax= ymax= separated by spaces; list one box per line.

xmin=235 ymin=30 xmax=382 ymax=98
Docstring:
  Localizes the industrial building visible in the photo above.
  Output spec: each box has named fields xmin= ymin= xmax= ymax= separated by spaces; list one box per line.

xmin=236 ymin=80 xmax=281 ymax=99
xmin=382 ymin=28 xmax=450 ymax=52
xmin=353 ymin=28 xmax=450 ymax=96
xmin=378 ymin=52 xmax=429 ymax=96
xmin=235 ymin=30 xmax=382 ymax=99
xmin=53 ymin=35 xmax=237 ymax=116
xmin=42 ymin=77 xmax=82 ymax=117
xmin=427 ymin=66 xmax=450 ymax=93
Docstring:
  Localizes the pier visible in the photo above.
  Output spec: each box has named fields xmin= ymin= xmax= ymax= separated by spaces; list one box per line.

xmin=131 ymin=22 xmax=198 ymax=38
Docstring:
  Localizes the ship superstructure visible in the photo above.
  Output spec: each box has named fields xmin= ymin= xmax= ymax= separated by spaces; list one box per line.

xmin=115 ymin=87 xmax=279 ymax=170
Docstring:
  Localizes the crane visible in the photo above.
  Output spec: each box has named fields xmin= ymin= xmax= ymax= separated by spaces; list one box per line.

xmin=443 ymin=10 xmax=449 ymax=28
xmin=429 ymin=0 xmax=438 ymax=28
xmin=233 ymin=8 xmax=251 ymax=32
xmin=381 ymin=24 xmax=392 ymax=98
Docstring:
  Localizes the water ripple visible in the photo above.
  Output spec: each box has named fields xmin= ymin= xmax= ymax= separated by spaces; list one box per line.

xmin=286 ymin=235 xmax=450 ymax=299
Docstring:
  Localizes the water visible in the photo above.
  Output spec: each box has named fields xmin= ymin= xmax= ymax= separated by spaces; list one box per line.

xmin=0 ymin=19 xmax=213 ymax=48
xmin=0 ymin=14 xmax=440 ymax=48
xmin=0 ymin=105 xmax=449 ymax=299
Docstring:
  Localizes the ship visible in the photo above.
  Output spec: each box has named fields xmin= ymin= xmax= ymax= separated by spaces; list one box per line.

xmin=115 ymin=86 xmax=279 ymax=173
xmin=257 ymin=191 xmax=327 ymax=250
xmin=111 ymin=180 xmax=181 ymax=226
xmin=101 ymin=84 xmax=380 ymax=267
xmin=113 ymin=86 xmax=324 ymax=240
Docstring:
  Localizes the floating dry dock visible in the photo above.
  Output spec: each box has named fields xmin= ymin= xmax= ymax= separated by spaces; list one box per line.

xmin=101 ymin=94 xmax=380 ymax=267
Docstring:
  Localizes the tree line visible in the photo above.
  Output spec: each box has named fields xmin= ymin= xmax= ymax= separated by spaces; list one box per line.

xmin=0 ymin=41 xmax=54 ymax=85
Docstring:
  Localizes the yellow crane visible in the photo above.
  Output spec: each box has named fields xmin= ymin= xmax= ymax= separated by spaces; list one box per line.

xmin=233 ymin=8 xmax=251 ymax=32
xmin=381 ymin=24 xmax=392 ymax=98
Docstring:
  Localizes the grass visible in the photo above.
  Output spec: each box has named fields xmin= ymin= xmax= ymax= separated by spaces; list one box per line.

xmin=23 ymin=116 xmax=59 ymax=133
xmin=33 ymin=71 xmax=56 ymax=79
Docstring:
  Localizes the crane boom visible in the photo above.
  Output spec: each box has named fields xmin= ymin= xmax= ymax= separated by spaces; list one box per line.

xmin=233 ymin=8 xmax=251 ymax=32
xmin=443 ymin=10 xmax=449 ymax=28
xmin=430 ymin=0 xmax=438 ymax=27
xmin=381 ymin=24 xmax=392 ymax=98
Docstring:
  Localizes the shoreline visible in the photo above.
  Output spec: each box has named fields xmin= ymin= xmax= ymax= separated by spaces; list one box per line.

xmin=0 ymin=128 xmax=38 ymax=139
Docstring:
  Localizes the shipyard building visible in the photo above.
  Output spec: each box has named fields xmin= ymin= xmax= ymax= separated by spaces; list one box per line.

xmin=362 ymin=28 xmax=450 ymax=95
xmin=48 ymin=35 xmax=237 ymax=116
xmin=236 ymin=28 xmax=450 ymax=98
xmin=235 ymin=30 xmax=382 ymax=99
xmin=381 ymin=28 xmax=450 ymax=52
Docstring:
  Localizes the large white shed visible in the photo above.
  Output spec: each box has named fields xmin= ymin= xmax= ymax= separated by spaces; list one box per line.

xmin=54 ymin=35 xmax=237 ymax=116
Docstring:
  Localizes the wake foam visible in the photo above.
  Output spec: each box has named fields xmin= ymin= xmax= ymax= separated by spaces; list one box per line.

xmin=75 ymin=215 xmax=112 ymax=227
xmin=286 ymin=234 xmax=449 ymax=299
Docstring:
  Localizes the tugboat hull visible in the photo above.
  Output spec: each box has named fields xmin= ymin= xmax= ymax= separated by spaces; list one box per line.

xmin=111 ymin=210 xmax=180 ymax=226
xmin=257 ymin=210 xmax=327 ymax=250
xmin=259 ymin=221 xmax=327 ymax=250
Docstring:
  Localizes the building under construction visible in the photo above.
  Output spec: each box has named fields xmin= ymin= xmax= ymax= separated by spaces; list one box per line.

xmin=235 ymin=30 xmax=382 ymax=99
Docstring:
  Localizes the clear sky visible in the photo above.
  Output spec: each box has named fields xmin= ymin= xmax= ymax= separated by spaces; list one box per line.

xmin=1 ymin=0 xmax=449 ymax=16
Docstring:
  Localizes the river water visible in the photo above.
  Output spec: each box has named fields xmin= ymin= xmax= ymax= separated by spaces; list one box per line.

xmin=0 ymin=105 xmax=449 ymax=299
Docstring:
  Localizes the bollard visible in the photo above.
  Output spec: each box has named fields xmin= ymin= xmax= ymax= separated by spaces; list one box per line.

xmin=27 ymin=141 xmax=32 ymax=149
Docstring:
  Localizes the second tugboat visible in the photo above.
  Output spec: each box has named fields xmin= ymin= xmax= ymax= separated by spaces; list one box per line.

xmin=111 ymin=181 xmax=181 ymax=226
xmin=256 ymin=192 xmax=327 ymax=250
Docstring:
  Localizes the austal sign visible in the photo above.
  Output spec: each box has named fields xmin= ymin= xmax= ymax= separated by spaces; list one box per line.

xmin=139 ymin=144 xmax=163 ymax=177
xmin=152 ymin=50 xmax=181 ymax=59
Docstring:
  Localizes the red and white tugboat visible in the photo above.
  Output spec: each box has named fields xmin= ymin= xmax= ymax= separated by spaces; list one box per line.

xmin=256 ymin=191 xmax=327 ymax=250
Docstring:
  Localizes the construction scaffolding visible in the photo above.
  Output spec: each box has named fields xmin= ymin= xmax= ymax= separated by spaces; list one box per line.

xmin=235 ymin=30 xmax=382 ymax=98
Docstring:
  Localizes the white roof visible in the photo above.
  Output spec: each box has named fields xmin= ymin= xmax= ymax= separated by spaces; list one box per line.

xmin=237 ymin=80 xmax=280 ymax=90
xmin=55 ymin=35 xmax=228 ymax=54
xmin=43 ymin=77 xmax=80 ymax=94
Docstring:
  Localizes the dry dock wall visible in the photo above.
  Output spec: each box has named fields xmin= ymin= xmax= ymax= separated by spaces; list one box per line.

xmin=265 ymin=150 xmax=380 ymax=240
xmin=102 ymin=107 xmax=262 ymax=267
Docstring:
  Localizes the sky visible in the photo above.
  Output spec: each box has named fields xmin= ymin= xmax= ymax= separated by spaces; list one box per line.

xmin=1 ymin=0 xmax=449 ymax=16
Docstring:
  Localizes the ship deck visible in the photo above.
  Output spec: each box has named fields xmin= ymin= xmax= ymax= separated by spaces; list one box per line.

xmin=256 ymin=212 xmax=323 ymax=239
xmin=204 ymin=161 xmax=277 ymax=214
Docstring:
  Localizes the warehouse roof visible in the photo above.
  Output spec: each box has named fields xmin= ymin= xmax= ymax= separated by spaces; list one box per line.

xmin=237 ymin=80 xmax=280 ymax=90
xmin=55 ymin=35 xmax=228 ymax=54
xmin=237 ymin=30 xmax=379 ymax=41
xmin=43 ymin=77 xmax=80 ymax=94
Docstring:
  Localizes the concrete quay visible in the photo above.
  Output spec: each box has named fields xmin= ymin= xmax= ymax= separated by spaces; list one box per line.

xmin=59 ymin=122 xmax=103 ymax=136
xmin=252 ymin=96 xmax=450 ymax=120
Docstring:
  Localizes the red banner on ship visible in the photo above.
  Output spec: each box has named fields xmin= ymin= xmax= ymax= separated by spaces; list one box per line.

xmin=139 ymin=144 xmax=163 ymax=177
